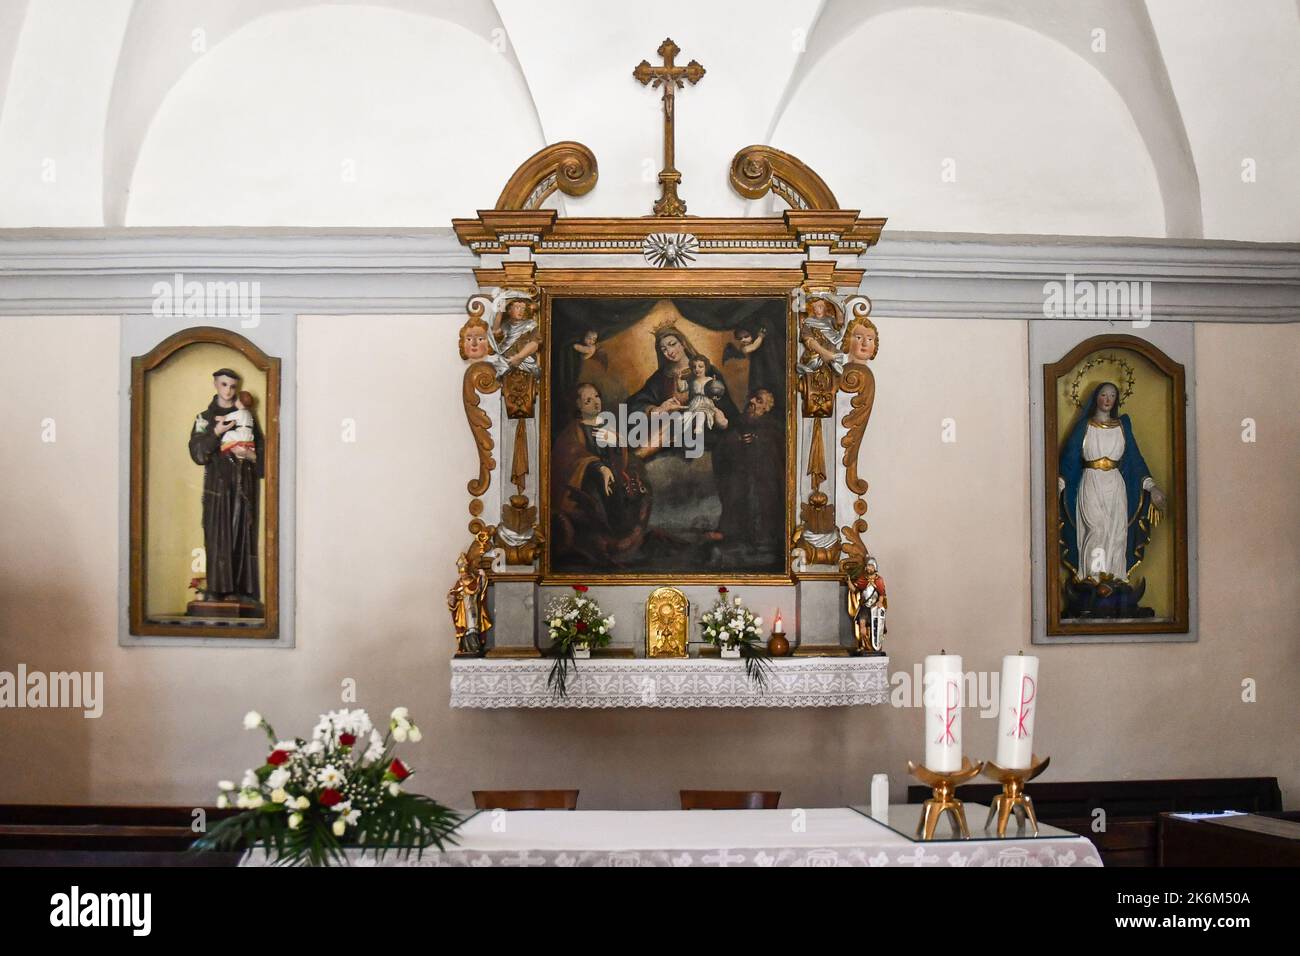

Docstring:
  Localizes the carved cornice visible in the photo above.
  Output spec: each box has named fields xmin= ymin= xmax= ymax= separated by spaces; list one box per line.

xmin=453 ymin=213 xmax=885 ymax=258
xmin=472 ymin=266 xmax=866 ymax=294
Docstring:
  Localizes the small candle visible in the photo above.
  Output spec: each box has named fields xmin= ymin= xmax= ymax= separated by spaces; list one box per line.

xmin=772 ymin=611 xmax=784 ymax=634
xmin=870 ymin=773 xmax=889 ymax=824
xmin=996 ymin=653 xmax=1039 ymax=770
xmin=924 ymin=653 xmax=963 ymax=772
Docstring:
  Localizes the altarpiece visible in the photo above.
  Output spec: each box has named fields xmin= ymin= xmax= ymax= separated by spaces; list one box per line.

xmin=447 ymin=40 xmax=889 ymax=684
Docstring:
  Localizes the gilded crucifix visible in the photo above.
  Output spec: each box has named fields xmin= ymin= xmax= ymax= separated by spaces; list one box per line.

xmin=633 ymin=38 xmax=705 ymax=217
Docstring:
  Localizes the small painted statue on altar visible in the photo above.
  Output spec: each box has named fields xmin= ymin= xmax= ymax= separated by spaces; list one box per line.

xmin=489 ymin=292 xmax=541 ymax=378
xmin=448 ymin=552 xmax=492 ymax=656
xmin=847 ymin=556 xmax=887 ymax=655
xmin=796 ymin=294 xmax=847 ymax=374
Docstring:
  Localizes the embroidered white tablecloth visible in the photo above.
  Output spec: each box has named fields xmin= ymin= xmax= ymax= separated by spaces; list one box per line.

xmin=240 ymin=806 xmax=1102 ymax=867
xmin=450 ymin=657 xmax=890 ymax=708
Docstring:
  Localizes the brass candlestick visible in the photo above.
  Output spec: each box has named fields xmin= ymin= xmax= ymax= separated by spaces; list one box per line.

xmin=906 ymin=756 xmax=983 ymax=839
xmin=981 ymin=754 xmax=1050 ymax=837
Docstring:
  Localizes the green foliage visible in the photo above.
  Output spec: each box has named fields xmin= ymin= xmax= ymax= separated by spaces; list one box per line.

xmin=547 ymin=641 xmax=578 ymax=700
xmin=740 ymin=641 xmax=773 ymax=693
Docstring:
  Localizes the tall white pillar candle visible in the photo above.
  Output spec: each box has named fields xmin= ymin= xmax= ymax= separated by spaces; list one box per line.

xmin=996 ymin=654 xmax=1039 ymax=770
xmin=870 ymin=773 xmax=889 ymax=825
xmin=924 ymin=654 xmax=964 ymax=772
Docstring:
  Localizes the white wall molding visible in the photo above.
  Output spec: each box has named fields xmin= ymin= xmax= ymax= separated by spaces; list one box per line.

xmin=0 ymin=229 xmax=1296 ymax=321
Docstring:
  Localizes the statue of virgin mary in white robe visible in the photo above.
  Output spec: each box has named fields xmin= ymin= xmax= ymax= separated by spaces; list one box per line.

xmin=1058 ymin=382 xmax=1167 ymax=584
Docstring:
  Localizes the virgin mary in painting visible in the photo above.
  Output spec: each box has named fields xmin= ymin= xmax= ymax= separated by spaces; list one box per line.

xmin=1057 ymin=382 xmax=1168 ymax=618
xmin=627 ymin=323 xmax=740 ymax=450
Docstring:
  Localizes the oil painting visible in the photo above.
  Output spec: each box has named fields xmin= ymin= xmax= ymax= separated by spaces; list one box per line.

xmin=544 ymin=296 xmax=790 ymax=580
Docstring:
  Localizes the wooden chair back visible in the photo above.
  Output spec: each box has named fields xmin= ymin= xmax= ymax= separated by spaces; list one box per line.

xmin=680 ymin=790 xmax=780 ymax=810
xmin=472 ymin=789 xmax=579 ymax=810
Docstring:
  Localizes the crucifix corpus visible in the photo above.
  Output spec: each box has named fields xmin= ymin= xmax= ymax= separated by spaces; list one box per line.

xmin=633 ymin=38 xmax=706 ymax=217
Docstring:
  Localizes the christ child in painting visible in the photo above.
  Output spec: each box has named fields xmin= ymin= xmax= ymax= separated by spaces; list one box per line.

xmin=685 ymin=355 xmax=728 ymax=431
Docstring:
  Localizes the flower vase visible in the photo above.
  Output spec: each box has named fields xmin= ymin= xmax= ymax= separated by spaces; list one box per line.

xmin=573 ymin=642 xmax=591 ymax=659
xmin=721 ymin=644 xmax=741 ymax=659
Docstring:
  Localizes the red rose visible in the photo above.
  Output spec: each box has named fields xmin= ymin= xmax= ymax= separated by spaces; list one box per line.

xmin=388 ymin=759 xmax=411 ymax=782
xmin=718 ymin=586 xmax=728 ymax=594
xmin=576 ymin=620 xmax=588 ymax=633
xmin=266 ymin=749 xmax=289 ymax=766
xmin=339 ymin=733 xmax=357 ymax=746
xmin=318 ymin=788 xmax=342 ymax=807
xmin=573 ymin=585 xmax=589 ymax=593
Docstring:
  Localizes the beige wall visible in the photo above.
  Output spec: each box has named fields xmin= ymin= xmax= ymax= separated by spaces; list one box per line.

xmin=0 ymin=314 xmax=1296 ymax=808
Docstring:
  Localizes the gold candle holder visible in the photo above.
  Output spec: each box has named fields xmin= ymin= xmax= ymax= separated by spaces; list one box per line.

xmin=981 ymin=754 xmax=1050 ymax=837
xmin=906 ymin=756 xmax=984 ymax=840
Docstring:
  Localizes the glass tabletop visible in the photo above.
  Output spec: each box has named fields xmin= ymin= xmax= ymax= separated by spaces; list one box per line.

xmin=849 ymin=804 xmax=1083 ymax=843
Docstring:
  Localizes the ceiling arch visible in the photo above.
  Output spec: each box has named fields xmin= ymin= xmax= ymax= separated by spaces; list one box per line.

xmin=0 ymin=1 xmax=29 ymax=135
xmin=103 ymin=0 xmax=545 ymax=226
xmin=766 ymin=0 xmax=1202 ymax=237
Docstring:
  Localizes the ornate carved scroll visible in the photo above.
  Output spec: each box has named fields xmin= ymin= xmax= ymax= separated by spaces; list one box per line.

xmin=799 ymin=364 xmax=837 ymax=418
xmin=730 ymin=145 xmax=839 ymax=211
xmin=495 ymin=142 xmax=599 ymax=211
xmin=462 ymin=361 xmax=500 ymax=499
xmin=840 ymin=518 xmax=869 ymax=574
xmin=839 ymin=296 xmax=880 ymax=500
xmin=839 ymin=364 xmax=876 ymax=498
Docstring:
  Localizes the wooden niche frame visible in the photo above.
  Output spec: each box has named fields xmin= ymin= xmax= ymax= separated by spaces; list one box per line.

xmin=451 ymin=141 xmax=887 ymax=588
xmin=129 ymin=326 xmax=281 ymax=638
xmin=1042 ymin=334 xmax=1189 ymax=638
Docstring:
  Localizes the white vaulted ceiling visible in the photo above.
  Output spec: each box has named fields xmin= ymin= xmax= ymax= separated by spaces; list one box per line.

xmin=0 ymin=0 xmax=1296 ymax=239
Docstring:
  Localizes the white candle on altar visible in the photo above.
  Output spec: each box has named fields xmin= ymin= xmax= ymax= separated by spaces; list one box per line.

xmin=924 ymin=653 xmax=963 ymax=772
xmin=996 ymin=653 xmax=1039 ymax=770
xmin=870 ymin=773 xmax=889 ymax=824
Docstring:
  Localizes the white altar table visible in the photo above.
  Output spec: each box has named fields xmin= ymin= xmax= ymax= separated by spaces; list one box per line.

xmin=241 ymin=806 xmax=1102 ymax=867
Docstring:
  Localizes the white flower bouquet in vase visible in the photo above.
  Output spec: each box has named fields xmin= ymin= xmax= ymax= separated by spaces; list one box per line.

xmin=544 ymin=585 xmax=614 ymax=698
xmin=191 ymin=706 xmax=462 ymax=866
xmin=700 ymin=586 xmax=773 ymax=690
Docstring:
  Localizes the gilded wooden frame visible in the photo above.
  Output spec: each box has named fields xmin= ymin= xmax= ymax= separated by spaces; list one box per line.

xmin=1042 ymin=333 xmax=1189 ymax=636
xmin=129 ymin=326 xmax=281 ymax=638
xmin=452 ymin=139 xmax=885 ymax=626
xmin=537 ymin=273 xmax=801 ymax=585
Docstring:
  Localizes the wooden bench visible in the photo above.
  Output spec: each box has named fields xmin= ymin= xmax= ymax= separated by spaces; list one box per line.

xmin=0 ymin=804 xmax=242 ymax=867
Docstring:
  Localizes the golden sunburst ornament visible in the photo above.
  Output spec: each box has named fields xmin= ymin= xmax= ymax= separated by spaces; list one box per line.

xmin=642 ymin=232 xmax=699 ymax=268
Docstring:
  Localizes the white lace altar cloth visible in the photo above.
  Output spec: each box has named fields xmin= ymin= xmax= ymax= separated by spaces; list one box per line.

xmin=240 ymin=807 xmax=1102 ymax=867
xmin=450 ymin=657 xmax=889 ymax=708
